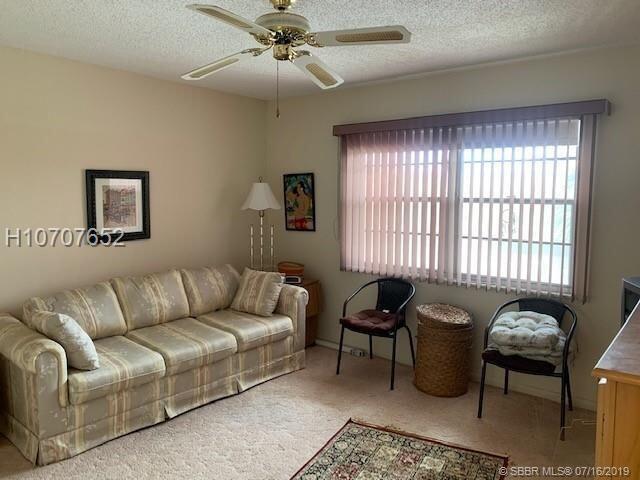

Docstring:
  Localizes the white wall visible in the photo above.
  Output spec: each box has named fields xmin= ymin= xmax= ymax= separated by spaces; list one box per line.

xmin=0 ymin=46 xmax=266 ymax=316
xmin=265 ymin=45 xmax=640 ymax=409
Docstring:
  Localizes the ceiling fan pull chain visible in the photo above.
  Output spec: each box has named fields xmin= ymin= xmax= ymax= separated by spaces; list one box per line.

xmin=276 ymin=61 xmax=281 ymax=119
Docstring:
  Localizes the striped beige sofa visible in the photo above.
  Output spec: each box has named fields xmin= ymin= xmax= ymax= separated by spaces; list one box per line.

xmin=0 ymin=265 xmax=307 ymax=465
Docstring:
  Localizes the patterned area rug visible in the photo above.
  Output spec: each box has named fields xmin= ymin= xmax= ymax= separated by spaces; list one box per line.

xmin=292 ymin=419 xmax=508 ymax=479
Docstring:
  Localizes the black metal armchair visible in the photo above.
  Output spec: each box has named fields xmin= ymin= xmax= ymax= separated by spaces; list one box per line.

xmin=336 ymin=278 xmax=416 ymax=390
xmin=477 ymin=297 xmax=577 ymax=440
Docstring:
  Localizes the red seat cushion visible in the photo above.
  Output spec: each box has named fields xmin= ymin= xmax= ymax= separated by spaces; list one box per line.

xmin=340 ymin=309 xmax=399 ymax=335
xmin=482 ymin=349 xmax=556 ymax=375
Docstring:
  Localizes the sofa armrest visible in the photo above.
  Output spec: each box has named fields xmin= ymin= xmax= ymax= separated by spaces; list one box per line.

xmin=275 ymin=285 xmax=308 ymax=351
xmin=0 ymin=313 xmax=68 ymax=409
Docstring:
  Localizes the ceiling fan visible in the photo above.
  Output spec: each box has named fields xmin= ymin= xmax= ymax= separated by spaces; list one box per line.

xmin=181 ymin=0 xmax=412 ymax=90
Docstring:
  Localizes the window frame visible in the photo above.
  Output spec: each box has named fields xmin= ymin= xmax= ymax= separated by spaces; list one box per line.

xmin=337 ymin=100 xmax=609 ymax=301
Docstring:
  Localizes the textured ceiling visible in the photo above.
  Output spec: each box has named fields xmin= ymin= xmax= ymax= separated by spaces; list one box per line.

xmin=1 ymin=0 xmax=639 ymax=99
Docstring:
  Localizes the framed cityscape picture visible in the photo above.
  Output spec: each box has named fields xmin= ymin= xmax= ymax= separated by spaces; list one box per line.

xmin=283 ymin=172 xmax=315 ymax=231
xmin=86 ymin=170 xmax=150 ymax=242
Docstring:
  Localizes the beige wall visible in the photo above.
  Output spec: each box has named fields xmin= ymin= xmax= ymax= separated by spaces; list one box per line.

xmin=0 ymin=46 xmax=266 ymax=316
xmin=2 ymin=42 xmax=639 ymax=410
xmin=266 ymin=45 xmax=640 ymax=409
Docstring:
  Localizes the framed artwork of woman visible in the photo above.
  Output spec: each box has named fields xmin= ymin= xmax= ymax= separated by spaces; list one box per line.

xmin=283 ymin=173 xmax=316 ymax=231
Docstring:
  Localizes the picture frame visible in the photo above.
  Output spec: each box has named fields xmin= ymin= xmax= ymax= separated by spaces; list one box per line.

xmin=85 ymin=169 xmax=150 ymax=242
xmin=283 ymin=172 xmax=316 ymax=232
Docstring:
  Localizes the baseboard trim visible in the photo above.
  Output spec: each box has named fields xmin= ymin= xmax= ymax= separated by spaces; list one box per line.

xmin=479 ymin=376 xmax=596 ymax=412
xmin=315 ymin=339 xmax=352 ymax=353
xmin=313 ymin=339 xmax=596 ymax=411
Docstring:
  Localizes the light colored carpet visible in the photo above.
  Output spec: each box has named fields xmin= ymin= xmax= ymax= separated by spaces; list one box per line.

xmin=0 ymin=346 xmax=595 ymax=480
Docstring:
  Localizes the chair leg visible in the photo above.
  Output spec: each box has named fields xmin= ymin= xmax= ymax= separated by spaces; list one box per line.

xmin=405 ymin=326 xmax=416 ymax=368
xmin=566 ymin=369 xmax=573 ymax=411
xmin=560 ymin=371 xmax=567 ymax=441
xmin=336 ymin=326 xmax=345 ymax=375
xmin=477 ymin=361 xmax=487 ymax=418
xmin=504 ymin=369 xmax=509 ymax=395
xmin=390 ymin=333 xmax=397 ymax=390
xmin=369 ymin=335 xmax=373 ymax=359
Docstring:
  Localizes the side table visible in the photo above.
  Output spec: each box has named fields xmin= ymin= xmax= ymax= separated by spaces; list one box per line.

xmin=301 ymin=279 xmax=322 ymax=347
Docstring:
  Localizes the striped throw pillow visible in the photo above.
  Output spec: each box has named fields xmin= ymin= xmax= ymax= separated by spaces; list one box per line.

xmin=231 ymin=268 xmax=284 ymax=317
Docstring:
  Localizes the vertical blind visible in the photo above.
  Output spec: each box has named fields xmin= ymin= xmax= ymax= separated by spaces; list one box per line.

xmin=339 ymin=106 xmax=602 ymax=301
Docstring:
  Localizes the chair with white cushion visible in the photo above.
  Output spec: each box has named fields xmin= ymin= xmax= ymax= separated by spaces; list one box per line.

xmin=476 ymin=298 xmax=577 ymax=440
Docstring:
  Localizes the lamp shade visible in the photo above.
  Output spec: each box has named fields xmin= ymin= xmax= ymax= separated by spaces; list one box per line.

xmin=241 ymin=182 xmax=281 ymax=211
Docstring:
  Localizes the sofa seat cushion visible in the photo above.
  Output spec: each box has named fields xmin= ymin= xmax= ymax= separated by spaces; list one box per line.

xmin=198 ymin=309 xmax=293 ymax=352
xmin=68 ymin=336 xmax=166 ymax=405
xmin=111 ymin=270 xmax=190 ymax=330
xmin=126 ymin=318 xmax=237 ymax=375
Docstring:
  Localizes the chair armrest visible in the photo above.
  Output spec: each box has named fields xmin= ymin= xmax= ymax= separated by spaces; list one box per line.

xmin=342 ymin=280 xmax=378 ymax=317
xmin=0 ymin=313 xmax=68 ymax=408
xmin=561 ymin=309 xmax=578 ymax=367
xmin=275 ymin=285 xmax=308 ymax=351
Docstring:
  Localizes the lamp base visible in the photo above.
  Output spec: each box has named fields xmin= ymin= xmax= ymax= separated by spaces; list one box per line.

xmin=249 ymin=215 xmax=276 ymax=271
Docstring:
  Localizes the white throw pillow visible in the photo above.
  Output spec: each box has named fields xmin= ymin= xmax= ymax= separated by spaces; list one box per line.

xmin=231 ymin=268 xmax=284 ymax=317
xmin=29 ymin=311 xmax=100 ymax=370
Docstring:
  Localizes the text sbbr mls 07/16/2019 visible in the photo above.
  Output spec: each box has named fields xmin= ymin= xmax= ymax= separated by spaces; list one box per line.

xmin=499 ymin=465 xmax=631 ymax=477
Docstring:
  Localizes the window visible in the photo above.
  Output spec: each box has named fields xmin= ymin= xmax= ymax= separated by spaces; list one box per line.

xmin=338 ymin=101 xmax=607 ymax=301
xmin=458 ymin=119 xmax=580 ymax=295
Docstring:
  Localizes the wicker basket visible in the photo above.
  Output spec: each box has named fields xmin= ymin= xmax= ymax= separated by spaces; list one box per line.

xmin=414 ymin=303 xmax=473 ymax=397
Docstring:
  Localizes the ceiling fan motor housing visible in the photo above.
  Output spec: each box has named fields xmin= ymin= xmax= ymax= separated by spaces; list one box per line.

xmin=254 ymin=12 xmax=310 ymax=48
xmin=270 ymin=0 xmax=296 ymax=10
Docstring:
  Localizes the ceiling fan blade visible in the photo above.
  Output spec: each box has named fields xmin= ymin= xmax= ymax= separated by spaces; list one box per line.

xmin=187 ymin=4 xmax=273 ymax=38
xmin=308 ymin=25 xmax=411 ymax=47
xmin=182 ymin=48 xmax=267 ymax=81
xmin=291 ymin=51 xmax=344 ymax=90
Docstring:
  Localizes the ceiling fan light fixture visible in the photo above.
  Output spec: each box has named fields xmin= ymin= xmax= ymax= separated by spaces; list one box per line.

xmin=273 ymin=44 xmax=294 ymax=61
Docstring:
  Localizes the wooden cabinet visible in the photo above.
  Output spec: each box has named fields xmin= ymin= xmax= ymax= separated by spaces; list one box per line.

xmin=593 ymin=305 xmax=640 ymax=479
xmin=301 ymin=279 xmax=321 ymax=347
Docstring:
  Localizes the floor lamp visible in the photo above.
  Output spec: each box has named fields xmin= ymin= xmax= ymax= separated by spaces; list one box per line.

xmin=241 ymin=178 xmax=281 ymax=271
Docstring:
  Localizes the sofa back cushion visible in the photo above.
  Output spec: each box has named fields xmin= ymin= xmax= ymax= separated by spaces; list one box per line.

xmin=111 ymin=269 xmax=190 ymax=330
xmin=23 ymin=283 xmax=127 ymax=340
xmin=180 ymin=264 xmax=240 ymax=316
